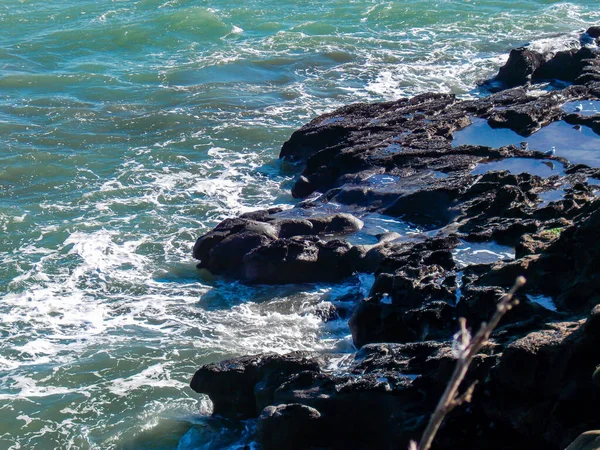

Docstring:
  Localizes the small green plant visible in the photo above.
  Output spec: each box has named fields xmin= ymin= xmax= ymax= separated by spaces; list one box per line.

xmin=543 ymin=227 xmax=564 ymax=238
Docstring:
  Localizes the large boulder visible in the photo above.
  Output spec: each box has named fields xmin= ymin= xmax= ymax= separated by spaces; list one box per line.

xmin=189 ymin=352 xmax=321 ymax=419
xmin=349 ymin=297 xmax=456 ymax=348
xmin=485 ymin=32 xmax=600 ymax=91
xmin=491 ymin=47 xmax=550 ymax=90
xmin=193 ymin=213 xmax=364 ymax=283
xmin=242 ymin=236 xmax=355 ymax=284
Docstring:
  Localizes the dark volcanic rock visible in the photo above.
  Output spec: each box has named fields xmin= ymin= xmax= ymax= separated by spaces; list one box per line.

xmin=194 ymin=80 xmax=600 ymax=285
xmin=272 ymin=372 xmax=421 ymax=449
xmin=383 ymin=187 xmax=461 ymax=228
xmin=349 ymin=237 xmax=460 ymax=347
xmin=527 ymin=203 xmax=600 ymax=312
xmin=487 ymin=318 xmax=600 ymax=448
xmin=257 ymin=403 xmax=324 ymax=450
xmin=486 ymin=30 xmax=600 ymax=91
xmin=586 ymin=27 xmax=600 ymax=40
xmin=190 ymin=310 xmax=600 ymax=449
xmin=190 ymin=352 xmax=321 ymax=419
xmin=242 ymin=236 xmax=355 ymax=284
xmin=491 ymin=47 xmax=550 ymax=89
xmin=193 ymin=212 xmax=364 ymax=283
xmin=349 ymin=297 xmax=456 ymax=348
xmin=190 ymin=36 xmax=600 ymax=450
xmin=350 ymin=341 xmax=448 ymax=375
xmin=192 ymin=351 xmax=425 ymax=449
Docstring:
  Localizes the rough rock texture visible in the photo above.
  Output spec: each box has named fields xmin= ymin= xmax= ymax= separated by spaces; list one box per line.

xmin=193 ymin=212 xmax=365 ymax=283
xmin=192 ymin=316 xmax=600 ymax=449
xmin=485 ymin=28 xmax=600 ymax=90
xmin=527 ymin=205 xmax=600 ymax=312
xmin=190 ymin=352 xmax=322 ymax=419
xmin=257 ymin=404 xmax=324 ymax=450
xmin=194 ymin=83 xmax=600 ymax=285
xmin=190 ymin=30 xmax=600 ymax=450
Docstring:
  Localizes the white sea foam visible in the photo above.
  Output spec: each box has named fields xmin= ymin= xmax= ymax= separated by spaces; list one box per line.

xmin=0 ymin=376 xmax=90 ymax=400
xmin=453 ymin=241 xmax=515 ymax=268
xmin=16 ymin=415 xmax=34 ymax=426
xmin=526 ymin=33 xmax=581 ymax=53
xmin=198 ymin=303 xmax=326 ymax=354
xmin=64 ymin=230 xmax=147 ymax=282
xmin=14 ymin=339 xmax=59 ymax=357
xmin=108 ymin=364 xmax=189 ymax=397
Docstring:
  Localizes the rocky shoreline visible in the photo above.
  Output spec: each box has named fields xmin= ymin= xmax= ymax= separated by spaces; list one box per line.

xmin=189 ymin=28 xmax=600 ymax=449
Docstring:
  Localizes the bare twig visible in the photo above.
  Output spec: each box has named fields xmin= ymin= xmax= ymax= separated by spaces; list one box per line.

xmin=410 ymin=276 xmax=526 ymax=450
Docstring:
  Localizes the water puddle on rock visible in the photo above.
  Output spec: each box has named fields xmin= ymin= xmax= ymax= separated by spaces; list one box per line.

xmin=454 ymin=271 xmax=464 ymax=305
xmin=538 ymin=183 xmax=571 ymax=207
xmin=362 ymin=171 xmax=447 ymax=193
xmin=526 ymin=293 xmax=558 ymax=311
xmin=453 ymin=241 xmax=514 ymax=305
xmin=363 ymin=173 xmax=403 ymax=193
xmin=452 ymin=240 xmax=515 ymax=268
xmin=347 ymin=213 xmax=424 ymax=245
xmin=587 ymin=177 xmax=600 ymax=196
xmin=453 ymin=118 xmax=529 ymax=149
xmin=379 ymin=143 xmax=404 ymax=155
xmin=562 ymin=100 xmax=600 ymax=117
xmin=471 ymin=157 xmax=565 ymax=178
xmin=454 ymin=117 xmax=600 ymax=168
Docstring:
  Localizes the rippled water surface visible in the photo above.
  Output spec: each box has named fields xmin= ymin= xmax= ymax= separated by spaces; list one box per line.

xmin=454 ymin=117 xmax=600 ymax=167
xmin=1 ymin=1 xmax=599 ymax=448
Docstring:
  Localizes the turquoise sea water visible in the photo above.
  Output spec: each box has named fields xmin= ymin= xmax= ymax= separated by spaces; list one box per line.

xmin=1 ymin=1 xmax=599 ymax=448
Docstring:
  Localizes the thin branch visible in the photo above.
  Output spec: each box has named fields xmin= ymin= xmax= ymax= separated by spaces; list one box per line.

xmin=414 ymin=276 xmax=526 ymax=450
xmin=453 ymin=381 xmax=477 ymax=407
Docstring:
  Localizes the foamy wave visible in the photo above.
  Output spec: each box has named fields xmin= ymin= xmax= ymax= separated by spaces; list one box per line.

xmin=0 ymin=376 xmax=90 ymax=400
xmin=108 ymin=363 xmax=189 ymax=397
xmin=526 ymin=32 xmax=581 ymax=53
xmin=64 ymin=230 xmax=148 ymax=282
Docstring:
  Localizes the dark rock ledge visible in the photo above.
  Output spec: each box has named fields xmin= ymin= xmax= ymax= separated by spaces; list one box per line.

xmin=190 ymin=28 xmax=600 ymax=450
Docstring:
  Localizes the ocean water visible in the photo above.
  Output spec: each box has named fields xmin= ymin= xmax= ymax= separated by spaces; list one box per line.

xmin=1 ymin=1 xmax=599 ymax=448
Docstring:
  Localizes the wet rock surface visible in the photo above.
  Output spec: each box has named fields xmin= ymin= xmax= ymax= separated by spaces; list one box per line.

xmin=193 ymin=212 xmax=365 ymax=283
xmin=190 ymin=31 xmax=600 ymax=449
xmin=485 ymin=27 xmax=600 ymax=90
